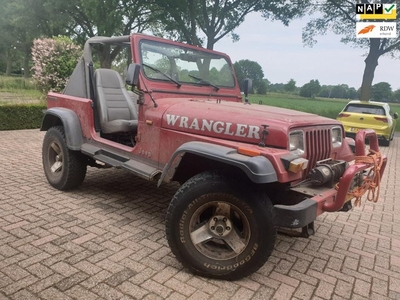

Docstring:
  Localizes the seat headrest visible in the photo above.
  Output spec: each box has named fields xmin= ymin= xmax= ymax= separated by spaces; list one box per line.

xmin=95 ymin=69 xmax=123 ymax=89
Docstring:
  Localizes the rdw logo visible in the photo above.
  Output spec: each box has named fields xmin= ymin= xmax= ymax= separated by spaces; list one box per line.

xmin=356 ymin=22 xmax=397 ymax=38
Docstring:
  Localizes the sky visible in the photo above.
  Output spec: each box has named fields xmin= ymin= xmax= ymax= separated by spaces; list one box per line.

xmin=214 ymin=12 xmax=400 ymax=91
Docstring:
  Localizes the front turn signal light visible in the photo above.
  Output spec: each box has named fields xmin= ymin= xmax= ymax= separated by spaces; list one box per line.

xmin=289 ymin=158 xmax=309 ymax=173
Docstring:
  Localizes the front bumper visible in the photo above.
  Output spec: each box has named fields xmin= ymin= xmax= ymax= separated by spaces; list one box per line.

xmin=273 ymin=199 xmax=317 ymax=228
xmin=272 ymin=129 xmax=387 ymax=229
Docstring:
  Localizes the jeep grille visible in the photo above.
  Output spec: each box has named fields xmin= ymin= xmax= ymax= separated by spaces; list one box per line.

xmin=304 ymin=128 xmax=332 ymax=178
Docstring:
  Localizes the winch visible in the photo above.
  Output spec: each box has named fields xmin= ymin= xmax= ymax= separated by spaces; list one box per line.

xmin=308 ymin=159 xmax=348 ymax=188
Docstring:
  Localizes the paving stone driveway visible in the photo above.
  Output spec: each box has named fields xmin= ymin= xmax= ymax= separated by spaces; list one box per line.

xmin=0 ymin=129 xmax=399 ymax=300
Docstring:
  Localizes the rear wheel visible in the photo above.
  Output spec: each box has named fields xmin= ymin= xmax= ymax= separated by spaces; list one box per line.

xmin=42 ymin=126 xmax=87 ymax=190
xmin=166 ymin=171 xmax=276 ymax=280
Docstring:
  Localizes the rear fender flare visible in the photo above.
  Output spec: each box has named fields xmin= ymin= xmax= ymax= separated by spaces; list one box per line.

xmin=158 ymin=141 xmax=277 ymax=186
xmin=40 ymin=107 xmax=83 ymax=151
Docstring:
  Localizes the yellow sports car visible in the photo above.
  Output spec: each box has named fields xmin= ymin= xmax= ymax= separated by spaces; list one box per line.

xmin=336 ymin=100 xmax=398 ymax=146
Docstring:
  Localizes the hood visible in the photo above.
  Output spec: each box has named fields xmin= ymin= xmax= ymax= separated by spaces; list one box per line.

xmin=161 ymin=98 xmax=338 ymax=148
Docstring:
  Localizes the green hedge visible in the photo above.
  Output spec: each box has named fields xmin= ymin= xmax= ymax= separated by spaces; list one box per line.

xmin=0 ymin=104 xmax=46 ymax=130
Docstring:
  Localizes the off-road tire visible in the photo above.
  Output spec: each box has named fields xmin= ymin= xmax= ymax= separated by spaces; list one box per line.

xmin=166 ymin=171 xmax=276 ymax=280
xmin=42 ymin=126 xmax=87 ymax=190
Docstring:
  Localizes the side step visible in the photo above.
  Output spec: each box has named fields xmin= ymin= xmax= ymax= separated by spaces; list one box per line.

xmin=81 ymin=143 xmax=160 ymax=181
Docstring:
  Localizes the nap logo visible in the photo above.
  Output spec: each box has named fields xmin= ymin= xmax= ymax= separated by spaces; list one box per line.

xmin=356 ymin=22 xmax=397 ymax=38
xmin=356 ymin=3 xmax=396 ymax=20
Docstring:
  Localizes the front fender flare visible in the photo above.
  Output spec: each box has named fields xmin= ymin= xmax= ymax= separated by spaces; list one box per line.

xmin=40 ymin=107 xmax=83 ymax=151
xmin=158 ymin=141 xmax=277 ymax=186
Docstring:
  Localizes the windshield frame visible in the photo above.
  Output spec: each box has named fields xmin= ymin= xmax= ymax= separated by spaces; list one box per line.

xmin=138 ymin=39 xmax=236 ymax=89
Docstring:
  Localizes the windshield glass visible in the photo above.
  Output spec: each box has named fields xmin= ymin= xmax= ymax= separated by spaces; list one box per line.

xmin=139 ymin=40 xmax=235 ymax=88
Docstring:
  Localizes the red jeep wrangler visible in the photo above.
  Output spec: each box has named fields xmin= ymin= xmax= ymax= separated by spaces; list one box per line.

xmin=41 ymin=34 xmax=386 ymax=280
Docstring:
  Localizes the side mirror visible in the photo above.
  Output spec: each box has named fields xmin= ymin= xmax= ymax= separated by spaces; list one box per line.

xmin=243 ymin=78 xmax=252 ymax=96
xmin=126 ymin=63 xmax=141 ymax=86
xmin=394 ymin=112 xmax=398 ymax=119
xmin=243 ymin=78 xmax=252 ymax=104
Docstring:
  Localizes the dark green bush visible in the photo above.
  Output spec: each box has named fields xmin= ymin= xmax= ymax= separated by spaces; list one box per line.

xmin=0 ymin=104 xmax=46 ymax=130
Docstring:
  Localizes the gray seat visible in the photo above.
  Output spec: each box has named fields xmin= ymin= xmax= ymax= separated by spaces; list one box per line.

xmin=95 ymin=68 xmax=138 ymax=134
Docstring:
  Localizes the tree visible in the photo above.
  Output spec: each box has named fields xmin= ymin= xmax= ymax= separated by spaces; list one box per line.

xmin=233 ymin=59 xmax=265 ymax=93
xmin=43 ymin=0 xmax=156 ymax=68
xmin=0 ymin=0 xmax=50 ymax=77
xmin=318 ymin=86 xmax=332 ymax=98
xmin=371 ymin=82 xmax=392 ymax=101
xmin=152 ymin=0 xmax=310 ymax=49
xmin=318 ymin=84 xmax=358 ymax=99
xmin=348 ymin=87 xmax=358 ymax=99
xmin=0 ymin=0 xmax=81 ymax=77
xmin=303 ymin=0 xmax=400 ymax=101
xmin=0 ymin=0 xmax=156 ymax=72
xmin=269 ymin=82 xmax=285 ymax=93
xmin=257 ymin=81 xmax=267 ymax=95
xmin=393 ymin=89 xmax=400 ymax=102
xmin=47 ymin=0 xmax=154 ymax=39
xmin=330 ymin=84 xmax=349 ymax=99
xmin=299 ymin=79 xmax=321 ymax=98
xmin=284 ymin=79 xmax=296 ymax=92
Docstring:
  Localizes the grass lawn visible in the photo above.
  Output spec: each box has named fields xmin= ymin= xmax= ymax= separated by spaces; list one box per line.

xmin=0 ymin=76 xmax=44 ymax=105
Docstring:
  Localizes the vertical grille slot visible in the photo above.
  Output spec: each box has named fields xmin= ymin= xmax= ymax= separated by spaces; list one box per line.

xmin=304 ymin=128 xmax=332 ymax=178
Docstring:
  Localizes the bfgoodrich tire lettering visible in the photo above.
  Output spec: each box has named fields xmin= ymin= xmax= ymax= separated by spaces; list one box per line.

xmin=42 ymin=126 xmax=87 ymax=190
xmin=166 ymin=171 xmax=276 ymax=280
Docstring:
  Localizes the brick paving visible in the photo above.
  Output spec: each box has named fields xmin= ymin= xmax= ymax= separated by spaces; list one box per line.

xmin=0 ymin=129 xmax=399 ymax=300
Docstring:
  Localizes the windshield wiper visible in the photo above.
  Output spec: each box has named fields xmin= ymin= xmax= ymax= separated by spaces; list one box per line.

xmin=188 ymin=74 xmax=219 ymax=91
xmin=142 ymin=63 xmax=181 ymax=88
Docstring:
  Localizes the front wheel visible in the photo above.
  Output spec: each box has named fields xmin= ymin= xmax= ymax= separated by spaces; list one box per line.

xmin=166 ymin=171 xmax=276 ymax=280
xmin=42 ymin=126 xmax=87 ymax=190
